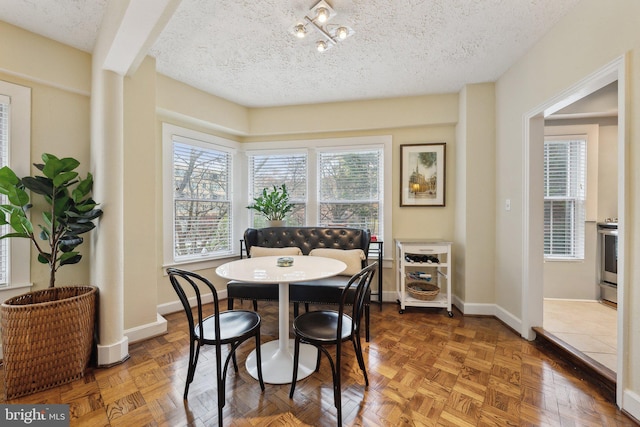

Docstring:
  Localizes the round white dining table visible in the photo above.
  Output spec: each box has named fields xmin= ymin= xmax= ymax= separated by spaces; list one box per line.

xmin=216 ymin=255 xmax=346 ymax=384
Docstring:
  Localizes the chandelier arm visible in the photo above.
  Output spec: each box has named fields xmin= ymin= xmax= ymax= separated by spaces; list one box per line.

xmin=304 ymin=16 xmax=337 ymax=45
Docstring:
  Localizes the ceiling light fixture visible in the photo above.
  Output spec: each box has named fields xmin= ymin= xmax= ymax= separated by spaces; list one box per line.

xmin=290 ymin=0 xmax=354 ymax=52
xmin=294 ymin=24 xmax=307 ymax=38
xmin=316 ymin=7 xmax=329 ymax=23
xmin=316 ymin=40 xmax=328 ymax=52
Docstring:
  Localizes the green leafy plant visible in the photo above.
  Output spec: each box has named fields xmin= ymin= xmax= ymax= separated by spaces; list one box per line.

xmin=246 ymin=184 xmax=294 ymax=221
xmin=0 ymin=153 xmax=103 ymax=288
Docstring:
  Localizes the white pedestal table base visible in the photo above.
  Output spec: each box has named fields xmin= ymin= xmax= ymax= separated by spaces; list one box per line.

xmin=246 ymin=339 xmax=318 ymax=384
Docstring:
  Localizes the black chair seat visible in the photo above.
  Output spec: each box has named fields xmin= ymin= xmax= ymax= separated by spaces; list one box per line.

xmin=293 ymin=311 xmax=353 ymax=343
xmin=197 ymin=310 xmax=261 ymax=344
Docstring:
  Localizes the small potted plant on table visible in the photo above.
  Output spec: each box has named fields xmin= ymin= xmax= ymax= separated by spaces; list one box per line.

xmin=246 ymin=184 xmax=294 ymax=227
xmin=0 ymin=153 xmax=103 ymax=399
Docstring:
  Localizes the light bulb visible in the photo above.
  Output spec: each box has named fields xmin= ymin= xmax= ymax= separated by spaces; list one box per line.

xmin=316 ymin=40 xmax=327 ymax=52
xmin=294 ymin=24 xmax=306 ymax=38
xmin=337 ymin=27 xmax=348 ymax=40
xmin=316 ymin=7 xmax=329 ymax=23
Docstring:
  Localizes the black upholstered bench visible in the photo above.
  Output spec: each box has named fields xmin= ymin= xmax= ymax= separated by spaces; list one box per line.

xmin=226 ymin=226 xmax=373 ymax=341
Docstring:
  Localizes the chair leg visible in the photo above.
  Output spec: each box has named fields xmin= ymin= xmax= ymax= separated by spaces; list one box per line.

xmin=315 ymin=346 xmax=322 ymax=372
xmin=253 ymin=299 xmax=258 ymax=311
xmin=216 ymin=346 xmax=225 ymax=427
xmin=351 ymin=335 xmax=369 ymax=386
xmin=334 ymin=344 xmax=342 ymax=427
xmin=184 ymin=339 xmax=200 ymax=399
xmin=231 ymin=344 xmax=239 ymax=372
xmin=255 ymin=329 xmax=265 ymax=391
xmin=293 ymin=302 xmax=299 ymax=318
xmin=365 ymin=305 xmax=370 ymax=342
xmin=228 ymin=297 xmax=234 ymax=310
xmin=289 ymin=337 xmax=301 ymax=398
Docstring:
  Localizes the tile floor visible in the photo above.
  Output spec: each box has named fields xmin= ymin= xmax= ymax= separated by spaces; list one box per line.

xmin=543 ymin=298 xmax=617 ymax=372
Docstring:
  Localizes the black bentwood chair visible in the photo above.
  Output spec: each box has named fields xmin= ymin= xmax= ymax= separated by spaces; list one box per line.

xmin=167 ymin=268 xmax=265 ymax=426
xmin=289 ymin=262 xmax=377 ymax=427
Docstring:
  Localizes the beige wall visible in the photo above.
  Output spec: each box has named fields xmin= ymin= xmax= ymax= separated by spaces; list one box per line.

xmin=0 ymin=21 xmax=92 ymax=291
xmin=495 ymin=0 xmax=640 ymax=411
xmin=598 ymin=125 xmax=619 ymax=219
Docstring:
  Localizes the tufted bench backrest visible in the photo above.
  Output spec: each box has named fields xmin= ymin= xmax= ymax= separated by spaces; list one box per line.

xmin=244 ymin=227 xmax=371 ymax=262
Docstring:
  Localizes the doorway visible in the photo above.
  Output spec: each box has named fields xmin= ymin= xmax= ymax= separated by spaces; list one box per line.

xmin=542 ymin=82 xmax=618 ymax=373
xmin=522 ymin=57 xmax=626 ymax=405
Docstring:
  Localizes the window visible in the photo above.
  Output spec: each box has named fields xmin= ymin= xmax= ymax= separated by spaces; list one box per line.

xmin=318 ymin=149 xmax=383 ymax=238
xmin=0 ymin=81 xmax=31 ymax=291
xmin=246 ymin=137 xmax=388 ymax=242
xmin=163 ymin=124 xmax=238 ymax=265
xmin=544 ymin=137 xmax=586 ymax=259
xmin=248 ymin=152 xmax=307 ymax=227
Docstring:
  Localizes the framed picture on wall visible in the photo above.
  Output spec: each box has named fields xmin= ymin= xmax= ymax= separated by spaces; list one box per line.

xmin=400 ymin=143 xmax=446 ymax=206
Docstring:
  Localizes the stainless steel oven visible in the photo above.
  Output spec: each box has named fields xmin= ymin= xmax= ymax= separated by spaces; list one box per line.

xmin=598 ymin=222 xmax=617 ymax=304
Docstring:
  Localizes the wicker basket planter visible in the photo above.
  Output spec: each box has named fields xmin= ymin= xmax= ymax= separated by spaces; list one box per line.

xmin=1 ymin=286 xmax=97 ymax=400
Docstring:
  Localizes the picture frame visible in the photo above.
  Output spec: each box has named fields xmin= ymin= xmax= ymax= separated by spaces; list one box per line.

xmin=400 ymin=143 xmax=446 ymax=206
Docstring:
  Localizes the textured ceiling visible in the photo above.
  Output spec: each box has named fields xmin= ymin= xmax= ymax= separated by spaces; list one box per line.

xmin=0 ymin=0 xmax=581 ymax=108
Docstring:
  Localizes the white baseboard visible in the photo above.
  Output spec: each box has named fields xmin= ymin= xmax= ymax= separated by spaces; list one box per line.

xmin=494 ymin=304 xmax=523 ymax=336
xmin=451 ymin=295 xmax=524 ymax=338
xmin=452 ymin=295 xmax=495 ymax=316
xmin=100 ymin=290 xmax=228 ymax=351
xmin=381 ymin=290 xmax=397 ymax=302
xmin=97 ymin=336 xmax=129 ymax=367
xmin=623 ymin=389 xmax=640 ymax=421
xmin=157 ymin=290 xmax=222 ymax=316
xmin=124 ymin=313 xmax=168 ymax=344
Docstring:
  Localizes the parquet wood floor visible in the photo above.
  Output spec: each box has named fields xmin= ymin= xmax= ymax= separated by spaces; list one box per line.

xmin=1 ymin=301 xmax=637 ymax=426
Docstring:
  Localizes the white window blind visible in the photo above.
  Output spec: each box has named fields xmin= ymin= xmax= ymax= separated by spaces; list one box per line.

xmin=544 ymin=138 xmax=586 ymax=259
xmin=172 ymin=140 xmax=233 ymax=260
xmin=318 ymin=149 xmax=383 ymax=238
xmin=248 ymin=153 xmax=307 ymax=227
xmin=0 ymin=95 xmax=9 ymax=286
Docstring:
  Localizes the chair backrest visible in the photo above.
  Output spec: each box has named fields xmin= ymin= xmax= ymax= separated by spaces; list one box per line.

xmin=167 ymin=268 xmax=221 ymax=343
xmin=339 ymin=262 xmax=377 ymax=335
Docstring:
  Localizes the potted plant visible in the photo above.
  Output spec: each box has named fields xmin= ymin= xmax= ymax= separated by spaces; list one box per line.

xmin=246 ymin=184 xmax=294 ymax=226
xmin=0 ymin=153 xmax=103 ymax=399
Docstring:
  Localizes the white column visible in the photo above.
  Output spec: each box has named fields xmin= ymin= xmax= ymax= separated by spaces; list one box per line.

xmin=91 ymin=69 xmax=129 ymax=366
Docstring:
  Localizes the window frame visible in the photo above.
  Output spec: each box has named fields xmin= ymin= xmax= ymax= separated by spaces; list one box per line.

xmin=162 ymin=123 xmax=241 ymax=270
xmin=0 ymin=80 xmax=32 ymax=298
